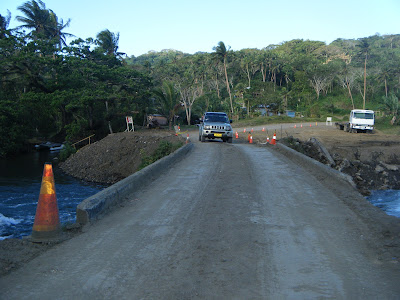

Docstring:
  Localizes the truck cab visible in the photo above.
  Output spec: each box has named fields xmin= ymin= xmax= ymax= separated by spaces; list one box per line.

xmin=348 ymin=109 xmax=374 ymax=132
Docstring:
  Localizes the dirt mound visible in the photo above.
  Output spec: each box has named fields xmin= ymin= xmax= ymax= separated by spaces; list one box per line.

xmin=60 ymin=130 xmax=183 ymax=184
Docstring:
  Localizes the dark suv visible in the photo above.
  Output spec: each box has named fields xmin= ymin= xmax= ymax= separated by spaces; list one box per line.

xmin=199 ymin=112 xmax=233 ymax=143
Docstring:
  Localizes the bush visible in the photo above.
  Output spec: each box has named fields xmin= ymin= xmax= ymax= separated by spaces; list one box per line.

xmin=139 ymin=140 xmax=183 ymax=170
xmin=59 ymin=143 xmax=77 ymax=161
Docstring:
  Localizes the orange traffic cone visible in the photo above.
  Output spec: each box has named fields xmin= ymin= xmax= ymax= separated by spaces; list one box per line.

xmin=249 ymin=135 xmax=253 ymax=144
xmin=301 ymin=124 xmax=303 ymax=128
xmin=186 ymin=133 xmax=190 ymax=144
xmin=294 ymin=124 xmax=297 ymax=128
xmin=251 ymin=128 xmax=254 ymax=133
xmin=270 ymin=132 xmax=277 ymax=145
xmin=247 ymin=133 xmax=251 ymax=143
xmin=235 ymin=131 xmax=239 ymax=139
xmin=243 ymin=128 xmax=246 ymax=133
xmin=266 ymin=137 xmax=270 ymax=143
xmin=262 ymin=127 xmax=265 ymax=132
xmin=31 ymin=163 xmax=61 ymax=242
xmin=310 ymin=123 xmax=312 ymax=127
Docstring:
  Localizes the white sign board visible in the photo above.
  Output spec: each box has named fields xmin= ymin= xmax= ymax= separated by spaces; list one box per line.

xmin=125 ymin=116 xmax=134 ymax=132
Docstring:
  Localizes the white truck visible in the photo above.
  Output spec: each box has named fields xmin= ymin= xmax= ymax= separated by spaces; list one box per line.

xmin=336 ymin=109 xmax=375 ymax=133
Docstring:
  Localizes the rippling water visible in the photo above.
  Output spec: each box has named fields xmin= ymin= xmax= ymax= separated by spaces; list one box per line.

xmin=367 ymin=190 xmax=400 ymax=218
xmin=0 ymin=151 xmax=104 ymax=240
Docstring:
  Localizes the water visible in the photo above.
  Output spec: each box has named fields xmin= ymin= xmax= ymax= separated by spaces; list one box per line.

xmin=0 ymin=151 xmax=104 ymax=240
xmin=367 ymin=190 xmax=400 ymax=218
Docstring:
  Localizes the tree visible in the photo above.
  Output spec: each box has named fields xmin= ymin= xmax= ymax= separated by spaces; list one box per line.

xmin=356 ymin=38 xmax=370 ymax=109
xmin=16 ymin=0 xmax=72 ymax=49
xmin=0 ymin=10 xmax=11 ymax=31
xmin=153 ymin=82 xmax=181 ymax=129
xmin=96 ymin=29 xmax=123 ymax=57
xmin=213 ymin=41 xmax=233 ymax=114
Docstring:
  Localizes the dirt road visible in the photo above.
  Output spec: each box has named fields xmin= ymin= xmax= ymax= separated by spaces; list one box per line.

xmin=1 ymin=137 xmax=399 ymax=298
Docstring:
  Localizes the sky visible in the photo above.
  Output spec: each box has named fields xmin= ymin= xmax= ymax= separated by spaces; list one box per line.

xmin=2 ymin=0 xmax=400 ymax=57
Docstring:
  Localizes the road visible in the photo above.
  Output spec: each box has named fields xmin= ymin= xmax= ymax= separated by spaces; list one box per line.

xmin=1 ymin=138 xmax=399 ymax=299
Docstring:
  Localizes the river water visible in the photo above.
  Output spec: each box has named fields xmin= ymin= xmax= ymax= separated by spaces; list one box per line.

xmin=0 ymin=151 xmax=104 ymax=240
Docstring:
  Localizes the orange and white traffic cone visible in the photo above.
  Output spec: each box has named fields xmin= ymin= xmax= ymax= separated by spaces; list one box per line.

xmin=186 ymin=133 xmax=190 ymax=144
xmin=30 ymin=163 xmax=61 ymax=242
xmin=301 ymin=124 xmax=303 ymax=128
xmin=310 ymin=123 xmax=312 ymax=127
xmin=243 ymin=128 xmax=246 ymax=133
xmin=248 ymin=133 xmax=251 ymax=143
xmin=249 ymin=135 xmax=253 ymax=144
xmin=235 ymin=131 xmax=239 ymax=139
xmin=270 ymin=132 xmax=277 ymax=145
xmin=251 ymin=128 xmax=254 ymax=133
xmin=266 ymin=137 xmax=270 ymax=143
xmin=262 ymin=127 xmax=265 ymax=132
xmin=294 ymin=124 xmax=297 ymax=128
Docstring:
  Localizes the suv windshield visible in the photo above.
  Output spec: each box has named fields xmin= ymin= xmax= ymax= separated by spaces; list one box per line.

xmin=204 ymin=114 xmax=229 ymax=123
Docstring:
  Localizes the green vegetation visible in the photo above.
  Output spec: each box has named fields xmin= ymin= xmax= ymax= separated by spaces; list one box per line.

xmin=1 ymin=0 xmax=400 ymax=157
xmin=139 ymin=141 xmax=183 ymax=170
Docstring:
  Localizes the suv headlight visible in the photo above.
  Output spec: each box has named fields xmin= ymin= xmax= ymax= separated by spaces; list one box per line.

xmin=204 ymin=125 xmax=211 ymax=130
xmin=225 ymin=125 xmax=232 ymax=131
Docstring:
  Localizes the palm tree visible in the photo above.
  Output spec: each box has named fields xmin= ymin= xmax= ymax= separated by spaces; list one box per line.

xmin=16 ymin=0 xmax=72 ymax=48
xmin=153 ymin=82 xmax=181 ymax=130
xmin=0 ymin=10 xmax=11 ymax=38
xmin=16 ymin=0 xmax=51 ymax=36
xmin=0 ymin=10 xmax=11 ymax=30
xmin=96 ymin=29 xmax=124 ymax=57
xmin=213 ymin=41 xmax=233 ymax=114
xmin=48 ymin=12 xmax=73 ymax=49
xmin=356 ymin=38 xmax=370 ymax=109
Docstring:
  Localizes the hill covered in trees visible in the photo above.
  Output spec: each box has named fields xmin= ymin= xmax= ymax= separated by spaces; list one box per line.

xmin=1 ymin=0 xmax=400 ymax=157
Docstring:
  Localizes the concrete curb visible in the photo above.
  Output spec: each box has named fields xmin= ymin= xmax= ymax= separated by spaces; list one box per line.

xmin=274 ymin=142 xmax=357 ymax=190
xmin=76 ymin=143 xmax=194 ymax=225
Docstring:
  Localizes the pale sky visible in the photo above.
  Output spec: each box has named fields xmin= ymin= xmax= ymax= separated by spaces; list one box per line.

xmin=2 ymin=0 xmax=400 ymax=57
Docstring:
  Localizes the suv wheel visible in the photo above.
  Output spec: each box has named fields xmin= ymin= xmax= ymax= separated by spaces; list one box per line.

xmin=227 ymin=137 xmax=233 ymax=143
xmin=201 ymin=135 xmax=205 ymax=142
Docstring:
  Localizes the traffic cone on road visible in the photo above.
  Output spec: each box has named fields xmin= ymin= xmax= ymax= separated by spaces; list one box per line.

xmin=262 ymin=127 xmax=265 ymax=132
xmin=243 ymin=128 xmax=246 ymax=133
xmin=31 ymin=163 xmax=61 ymax=242
xmin=270 ymin=132 xmax=277 ymax=145
xmin=266 ymin=137 xmax=270 ymax=143
xmin=249 ymin=135 xmax=253 ymax=144
xmin=251 ymin=128 xmax=254 ymax=133
xmin=235 ymin=131 xmax=239 ymax=139
xmin=186 ymin=133 xmax=190 ymax=144
xmin=247 ymin=133 xmax=251 ymax=143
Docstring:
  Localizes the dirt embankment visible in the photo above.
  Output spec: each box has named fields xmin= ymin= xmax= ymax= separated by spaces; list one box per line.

xmin=248 ymin=125 xmax=400 ymax=195
xmin=60 ymin=130 xmax=184 ymax=185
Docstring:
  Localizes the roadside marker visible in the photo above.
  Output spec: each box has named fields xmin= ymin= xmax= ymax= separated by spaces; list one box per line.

xmin=30 ymin=163 xmax=61 ymax=242
xmin=270 ymin=132 xmax=277 ymax=145
xmin=235 ymin=131 xmax=239 ymax=139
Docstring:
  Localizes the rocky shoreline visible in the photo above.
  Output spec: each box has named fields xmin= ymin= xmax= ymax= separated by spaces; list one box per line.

xmin=281 ymin=136 xmax=400 ymax=196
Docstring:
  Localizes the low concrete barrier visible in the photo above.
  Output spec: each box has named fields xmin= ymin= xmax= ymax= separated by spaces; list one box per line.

xmin=275 ymin=142 xmax=357 ymax=189
xmin=76 ymin=143 xmax=194 ymax=225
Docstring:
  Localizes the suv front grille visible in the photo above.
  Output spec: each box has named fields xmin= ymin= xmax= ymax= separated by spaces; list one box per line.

xmin=211 ymin=125 xmax=226 ymax=130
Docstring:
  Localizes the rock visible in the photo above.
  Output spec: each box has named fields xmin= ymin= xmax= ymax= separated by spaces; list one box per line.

xmin=375 ymin=165 xmax=385 ymax=173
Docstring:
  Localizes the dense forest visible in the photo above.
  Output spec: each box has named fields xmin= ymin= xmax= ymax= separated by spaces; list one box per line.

xmin=1 ymin=0 xmax=400 ymax=157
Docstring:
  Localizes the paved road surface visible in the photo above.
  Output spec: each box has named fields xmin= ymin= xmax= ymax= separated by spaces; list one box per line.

xmin=1 ymin=139 xmax=399 ymax=299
